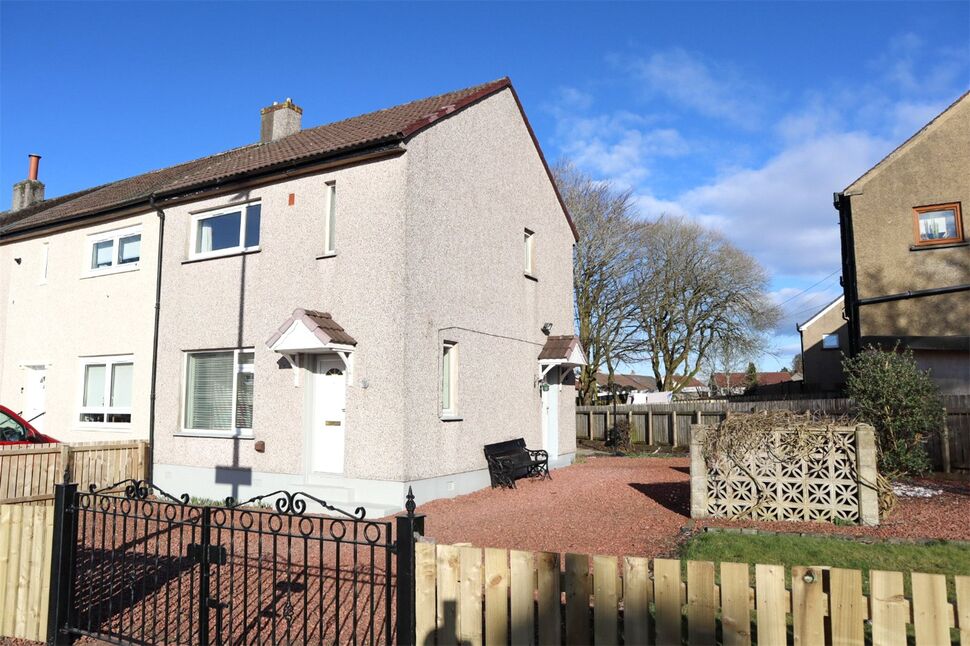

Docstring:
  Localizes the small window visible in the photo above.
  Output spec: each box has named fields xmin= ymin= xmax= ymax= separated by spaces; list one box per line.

xmin=86 ymin=226 xmax=142 ymax=275
xmin=78 ymin=355 xmax=133 ymax=426
xmin=441 ymin=342 xmax=457 ymax=416
xmin=324 ymin=182 xmax=336 ymax=254
xmin=184 ymin=348 xmax=255 ymax=436
xmin=191 ymin=203 xmax=261 ymax=259
xmin=913 ymin=203 xmax=963 ymax=246
xmin=821 ymin=334 xmax=840 ymax=350
xmin=40 ymin=242 xmax=49 ymax=283
xmin=524 ymin=229 xmax=535 ymax=276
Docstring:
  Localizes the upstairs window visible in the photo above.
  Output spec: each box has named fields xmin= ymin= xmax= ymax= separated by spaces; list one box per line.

xmin=78 ymin=355 xmax=133 ymax=426
xmin=821 ymin=334 xmax=840 ymax=350
xmin=191 ymin=202 xmax=261 ymax=259
xmin=913 ymin=203 xmax=963 ymax=247
xmin=524 ymin=229 xmax=535 ymax=276
xmin=324 ymin=182 xmax=337 ymax=254
xmin=85 ymin=226 xmax=141 ymax=275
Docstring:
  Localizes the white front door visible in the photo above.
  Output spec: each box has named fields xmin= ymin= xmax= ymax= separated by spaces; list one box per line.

xmin=24 ymin=366 xmax=47 ymax=432
xmin=311 ymin=355 xmax=347 ymax=474
xmin=541 ymin=366 xmax=559 ymax=460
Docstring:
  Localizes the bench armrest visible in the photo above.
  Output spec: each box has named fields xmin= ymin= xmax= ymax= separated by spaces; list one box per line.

xmin=527 ymin=449 xmax=548 ymax=461
xmin=486 ymin=454 xmax=517 ymax=472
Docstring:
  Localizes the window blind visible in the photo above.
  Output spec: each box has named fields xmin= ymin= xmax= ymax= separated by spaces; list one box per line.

xmin=186 ymin=352 xmax=233 ymax=430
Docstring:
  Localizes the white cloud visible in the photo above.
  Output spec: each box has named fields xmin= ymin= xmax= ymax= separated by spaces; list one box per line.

xmin=644 ymin=131 xmax=890 ymax=276
xmin=628 ymin=48 xmax=769 ymax=129
xmin=549 ymin=89 xmax=689 ymax=188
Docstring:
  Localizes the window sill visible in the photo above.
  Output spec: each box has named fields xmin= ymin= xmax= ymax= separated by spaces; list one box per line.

xmin=81 ymin=264 xmax=141 ymax=280
xmin=175 ymin=431 xmax=255 ymax=439
xmin=183 ymin=248 xmax=261 ymax=265
xmin=440 ymin=415 xmax=463 ymax=422
xmin=316 ymin=251 xmax=338 ymax=260
xmin=524 ymin=273 xmax=538 ymax=282
xmin=909 ymin=241 xmax=968 ymax=251
xmin=73 ymin=425 xmax=133 ymax=433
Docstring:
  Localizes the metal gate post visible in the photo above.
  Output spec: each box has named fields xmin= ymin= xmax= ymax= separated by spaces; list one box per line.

xmin=395 ymin=487 xmax=425 ymax=646
xmin=198 ymin=505 xmax=212 ymax=646
xmin=47 ymin=482 xmax=78 ymax=646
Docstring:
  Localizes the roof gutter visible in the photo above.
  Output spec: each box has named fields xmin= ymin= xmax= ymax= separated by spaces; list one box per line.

xmin=0 ymin=139 xmax=405 ymax=243
xmin=147 ymin=193 xmax=164 ymax=486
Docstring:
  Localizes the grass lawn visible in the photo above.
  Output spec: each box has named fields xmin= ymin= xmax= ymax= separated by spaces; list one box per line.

xmin=681 ymin=531 xmax=970 ymax=596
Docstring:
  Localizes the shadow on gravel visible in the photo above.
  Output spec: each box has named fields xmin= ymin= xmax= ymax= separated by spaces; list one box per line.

xmin=628 ymin=482 xmax=690 ymax=516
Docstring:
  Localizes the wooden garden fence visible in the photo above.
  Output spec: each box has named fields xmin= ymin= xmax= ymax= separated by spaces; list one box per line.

xmin=576 ymin=394 xmax=970 ymax=471
xmin=416 ymin=541 xmax=970 ymax=645
xmin=0 ymin=504 xmax=55 ymax=642
xmin=0 ymin=440 xmax=149 ymax=504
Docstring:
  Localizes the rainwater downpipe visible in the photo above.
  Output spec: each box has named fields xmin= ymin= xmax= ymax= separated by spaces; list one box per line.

xmin=147 ymin=193 xmax=165 ymax=485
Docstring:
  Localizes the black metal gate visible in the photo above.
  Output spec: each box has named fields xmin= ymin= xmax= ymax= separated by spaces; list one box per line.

xmin=47 ymin=479 xmax=425 ymax=646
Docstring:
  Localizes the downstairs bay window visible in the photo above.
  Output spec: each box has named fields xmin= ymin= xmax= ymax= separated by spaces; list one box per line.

xmin=183 ymin=349 xmax=254 ymax=436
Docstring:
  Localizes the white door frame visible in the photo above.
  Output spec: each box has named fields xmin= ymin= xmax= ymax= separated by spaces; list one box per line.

xmin=23 ymin=365 xmax=48 ymax=432
xmin=541 ymin=366 xmax=560 ymax=460
xmin=306 ymin=353 xmax=349 ymax=478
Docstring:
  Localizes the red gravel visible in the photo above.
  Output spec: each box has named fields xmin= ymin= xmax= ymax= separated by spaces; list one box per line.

xmin=414 ymin=457 xmax=970 ymax=559
xmin=415 ymin=456 xmax=693 ymax=559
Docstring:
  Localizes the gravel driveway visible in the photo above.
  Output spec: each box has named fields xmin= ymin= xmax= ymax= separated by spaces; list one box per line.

xmin=414 ymin=456 xmax=970 ymax=559
xmin=416 ymin=456 xmax=693 ymax=559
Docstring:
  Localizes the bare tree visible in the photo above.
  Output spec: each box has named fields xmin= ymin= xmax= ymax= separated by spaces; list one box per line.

xmin=554 ymin=161 xmax=642 ymax=404
xmin=703 ymin=333 xmax=769 ymax=395
xmin=634 ymin=217 xmax=779 ymax=393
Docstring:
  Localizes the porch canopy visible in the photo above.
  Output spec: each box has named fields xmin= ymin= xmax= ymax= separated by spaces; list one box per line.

xmin=267 ymin=308 xmax=357 ymax=382
xmin=538 ymin=335 xmax=586 ymax=377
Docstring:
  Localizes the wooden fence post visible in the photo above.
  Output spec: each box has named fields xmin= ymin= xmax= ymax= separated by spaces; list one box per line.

xmin=647 ymin=411 xmax=654 ymax=445
xmin=57 ymin=445 xmax=72 ymax=485
xmin=941 ymin=409 xmax=951 ymax=474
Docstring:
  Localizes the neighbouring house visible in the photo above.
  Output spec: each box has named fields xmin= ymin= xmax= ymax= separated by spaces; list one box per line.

xmin=709 ymin=371 xmax=792 ymax=396
xmin=0 ymin=78 xmax=583 ymax=513
xmin=835 ymin=91 xmax=969 ymax=395
xmin=670 ymin=375 xmax=710 ymax=399
xmin=591 ymin=372 xmax=658 ymax=403
xmin=798 ymin=295 xmax=849 ymax=391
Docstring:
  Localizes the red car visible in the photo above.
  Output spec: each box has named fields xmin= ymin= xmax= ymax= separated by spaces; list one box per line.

xmin=0 ymin=405 xmax=59 ymax=445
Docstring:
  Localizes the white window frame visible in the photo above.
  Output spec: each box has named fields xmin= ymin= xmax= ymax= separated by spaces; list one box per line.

xmin=180 ymin=348 xmax=255 ymax=438
xmin=821 ymin=334 xmax=840 ymax=350
xmin=76 ymin=354 xmax=134 ymax=429
xmin=188 ymin=201 xmax=261 ymax=261
xmin=524 ymin=228 xmax=536 ymax=276
xmin=441 ymin=341 xmax=458 ymax=418
xmin=323 ymin=182 xmax=337 ymax=255
xmin=83 ymin=225 xmax=142 ymax=277
xmin=40 ymin=241 xmax=49 ymax=284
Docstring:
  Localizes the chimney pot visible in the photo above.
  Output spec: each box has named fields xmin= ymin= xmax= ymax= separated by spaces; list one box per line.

xmin=11 ymin=154 xmax=45 ymax=212
xmin=260 ymin=98 xmax=302 ymax=143
xmin=28 ymin=154 xmax=41 ymax=181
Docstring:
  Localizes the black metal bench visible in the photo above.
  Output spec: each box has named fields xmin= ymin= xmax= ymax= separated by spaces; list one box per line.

xmin=483 ymin=438 xmax=550 ymax=489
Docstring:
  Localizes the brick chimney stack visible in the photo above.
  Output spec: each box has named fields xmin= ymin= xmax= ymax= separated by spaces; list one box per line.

xmin=260 ymin=98 xmax=302 ymax=143
xmin=11 ymin=154 xmax=45 ymax=211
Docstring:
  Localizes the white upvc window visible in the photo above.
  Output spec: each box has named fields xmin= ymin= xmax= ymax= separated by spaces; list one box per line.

xmin=182 ymin=349 xmax=255 ymax=437
xmin=324 ymin=182 xmax=337 ymax=254
xmin=189 ymin=202 xmax=261 ymax=260
xmin=40 ymin=242 xmax=49 ymax=284
xmin=84 ymin=225 xmax=142 ymax=276
xmin=524 ymin=229 xmax=535 ymax=276
xmin=78 ymin=355 xmax=134 ymax=427
xmin=441 ymin=341 xmax=458 ymax=417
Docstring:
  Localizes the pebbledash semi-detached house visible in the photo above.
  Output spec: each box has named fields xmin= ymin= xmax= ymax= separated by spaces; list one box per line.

xmin=0 ymin=78 xmax=585 ymax=514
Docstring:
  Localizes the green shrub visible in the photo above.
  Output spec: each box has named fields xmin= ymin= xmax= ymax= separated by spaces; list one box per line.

xmin=843 ymin=344 xmax=944 ymax=476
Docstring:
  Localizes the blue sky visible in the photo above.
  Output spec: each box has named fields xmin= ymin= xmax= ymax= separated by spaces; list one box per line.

xmin=2 ymin=2 xmax=968 ymax=373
